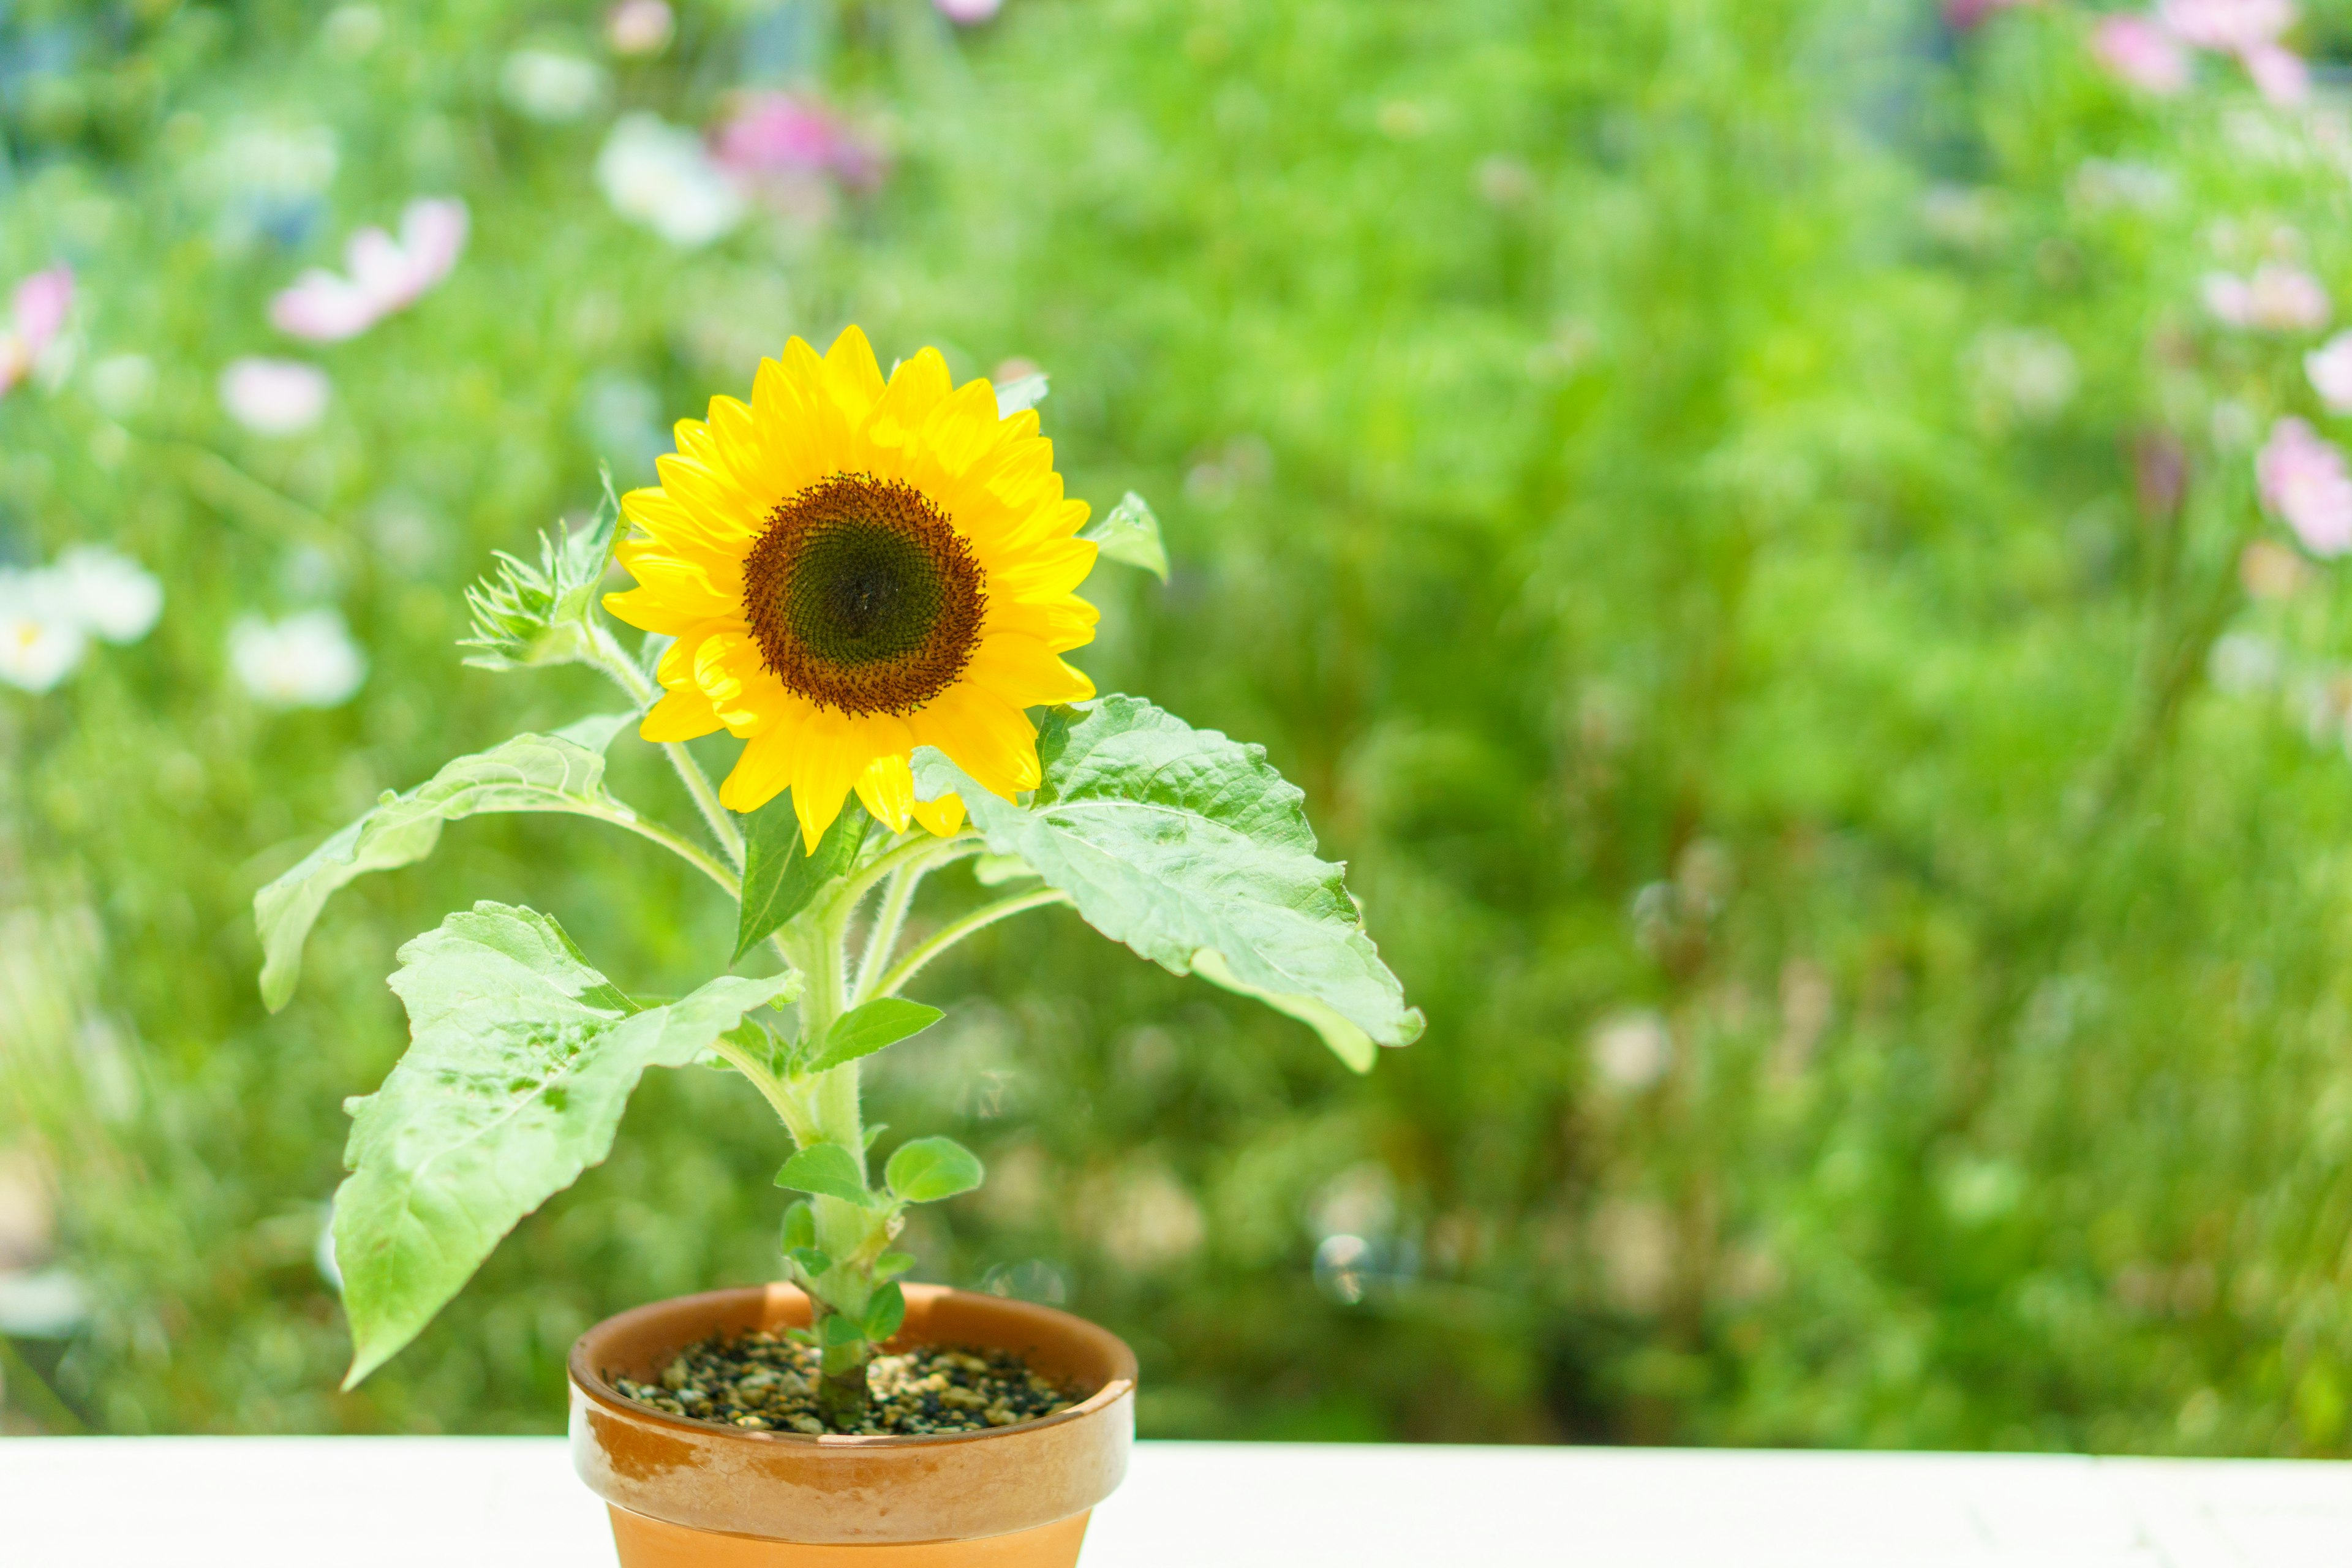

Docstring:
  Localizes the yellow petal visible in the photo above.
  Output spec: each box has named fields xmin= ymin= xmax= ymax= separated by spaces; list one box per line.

xmin=640 ymin=684 xmax=723 ymax=742
xmin=853 ymin=750 xmax=918 ymax=835
xmin=967 ymin=633 xmax=1095 ymax=707
xmin=822 ymin=325 xmax=886 ymax=426
xmin=720 ymin=726 xmax=799 ymax=814
xmin=908 ymin=684 xmax=1040 ymax=800
xmin=791 ymin=710 xmax=905 ymax=852
xmin=912 ymin=791 xmax=966 ymax=838
xmin=866 ymin=347 xmax=954 ymax=451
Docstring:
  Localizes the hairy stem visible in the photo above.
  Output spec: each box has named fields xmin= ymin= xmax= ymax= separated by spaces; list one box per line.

xmin=615 ymin=814 xmax=741 ymax=899
xmin=851 ymin=861 xmax=925 ymax=1005
xmin=589 ymin=624 xmax=747 ymax=871
xmin=869 ymin=887 xmax=1074 ymax=999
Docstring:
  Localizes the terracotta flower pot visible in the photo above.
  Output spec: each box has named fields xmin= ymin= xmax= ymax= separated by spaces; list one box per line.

xmin=570 ymin=1283 xmax=1137 ymax=1567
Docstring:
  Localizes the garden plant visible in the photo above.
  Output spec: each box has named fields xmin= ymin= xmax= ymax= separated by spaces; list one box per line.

xmin=253 ymin=326 xmax=1420 ymax=1424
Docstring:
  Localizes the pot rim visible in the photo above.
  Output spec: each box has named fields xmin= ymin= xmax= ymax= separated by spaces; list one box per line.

xmin=567 ymin=1282 xmax=1137 ymax=1452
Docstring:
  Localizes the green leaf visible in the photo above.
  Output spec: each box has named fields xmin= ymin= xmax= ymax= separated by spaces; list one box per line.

xmin=1079 ymin=491 xmax=1169 ymax=581
xmin=863 ymin=1281 xmax=907 ymax=1341
xmin=460 ymin=468 xmax=624 ymax=670
xmin=786 ymin=1246 xmax=832 ymax=1278
xmin=884 ymin=1136 xmax=984 ymax=1204
xmin=779 ymin=1200 xmax=815 ymax=1253
xmin=734 ymin=791 xmax=870 ymax=962
xmin=912 ymin=696 xmax=1423 ymax=1066
xmin=774 ymin=1143 xmax=870 ymax=1204
xmin=332 ymin=902 xmax=793 ymax=1387
xmin=253 ymin=716 xmax=639 ymax=1012
xmin=972 ymin=853 xmax=1038 ymax=886
xmin=874 ymin=1251 xmax=916 ymax=1278
xmin=1191 ymin=949 xmax=1377 ymax=1074
xmin=993 ymin=372 xmax=1049 ymax=417
xmin=804 ymin=998 xmax=944 ymax=1074
xmin=820 ymin=1310 xmax=869 ymax=1373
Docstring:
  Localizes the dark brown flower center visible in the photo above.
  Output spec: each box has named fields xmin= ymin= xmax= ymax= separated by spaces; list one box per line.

xmin=741 ymin=472 xmax=986 ymax=717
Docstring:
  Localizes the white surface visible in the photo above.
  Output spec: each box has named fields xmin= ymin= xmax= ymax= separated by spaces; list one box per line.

xmin=0 ymin=1438 xmax=2346 ymax=1566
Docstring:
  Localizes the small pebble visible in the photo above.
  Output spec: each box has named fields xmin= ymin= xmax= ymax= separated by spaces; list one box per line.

xmin=609 ymin=1332 xmax=1079 ymax=1438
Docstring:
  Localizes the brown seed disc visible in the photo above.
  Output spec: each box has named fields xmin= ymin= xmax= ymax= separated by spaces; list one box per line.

xmin=741 ymin=472 xmax=987 ymax=717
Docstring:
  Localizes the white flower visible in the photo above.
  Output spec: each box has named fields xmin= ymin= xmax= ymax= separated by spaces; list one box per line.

xmin=595 ymin=112 xmax=744 ymax=247
xmin=52 ymin=547 xmax=162 ymax=644
xmin=935 ymin=0 xmax=1005 ymax=21
xmin=271 ymin=198 xmax=468 ymax=342
xmin=1967 ymin=327 xmax=2079 ymax=421
xmin=1589 ymin=1009 xmax=1672 ymax=1091
xmin=500 ymin=48 xmax=608 ymax=124
xmin=2306 ymin=332 xmax=2352 ymax=412
xmin=220 ymin=358 xmax=330 ymax=435
xmin=2203 ymin=264 xmax=2330 ymax=333
xmin=606 ymin=0 xmax=674 ymax=56
xmin=230 ymin=609 xmax=367 ymax=709
xmin=0 ymin=570 xmax=87 ymax=694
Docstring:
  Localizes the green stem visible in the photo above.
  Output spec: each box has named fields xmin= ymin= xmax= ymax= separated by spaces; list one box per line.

xmin=589 ymin=624 xmax=747 ymax=872
xmin=835 ymin=832 xmax=981 ymax=916
xmin=614 ymin=813 xmax=741 ymax=899
xmin=869 ymin=887 xmax=1073 ymax=999
xmin=705 ymin=1033 xmax=818 ymax=1145
xmin=851 ymin=862 xmax=925 ymax=1005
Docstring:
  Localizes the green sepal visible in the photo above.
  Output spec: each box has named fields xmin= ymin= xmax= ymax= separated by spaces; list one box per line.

xmin=735 ymin=792 xmax=870 ymax=962
xmin=459 ymin=467 xmax=624 ymax=670
xmin=774 ymin=1143 xmax=870 ymax=1204
xmin=884 ymin=1136 xmax=984 ymax=1204
xmin=863 ymin=1281 xmax=907 ymax=1342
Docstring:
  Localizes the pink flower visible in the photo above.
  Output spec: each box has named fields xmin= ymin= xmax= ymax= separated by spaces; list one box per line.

xmin=2257 ymin=417 xmax=2352 ymax=556
xmin=2094 ymin=15 xmax=2193 ymax=93
xmin=2309 ymin=333 xmax=2352 ymax=411
xmin=712 ymin=92 xmax=884 ymax=192
xmin=2203 ymin=264 xmax=2330 ymax=331
xmin=2241 ymin=40 xmax=2309 ymax=103
xmin=270 ymin=198 xmax=469 ymax=342
xmin=2159 ymin=0 xmax=2294 ymax=50
xmin=1945 ymin=0 xmax=2038 ymax=26
xmin=606 ymin=0 xmax=674 ymax=56
xmin=0 ymin=265 xmax=72 ymax=394
xmin=935 ymin=0 xmax=1004 ymax=22
xmin=220 ymin=358 xmax=330 ymax=435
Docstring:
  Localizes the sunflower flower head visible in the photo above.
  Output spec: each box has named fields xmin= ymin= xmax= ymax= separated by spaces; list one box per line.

xmin=604 ymin=327 xmax=1099 ymax=850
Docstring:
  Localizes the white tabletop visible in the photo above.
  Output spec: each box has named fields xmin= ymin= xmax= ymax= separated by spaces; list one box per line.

xmin=1 ymin=1437 xmax=2346 ymax=1566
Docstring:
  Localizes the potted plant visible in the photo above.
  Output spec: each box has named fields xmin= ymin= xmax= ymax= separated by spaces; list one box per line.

xmin=255 ymin=327 xmax=1421 ymax=1565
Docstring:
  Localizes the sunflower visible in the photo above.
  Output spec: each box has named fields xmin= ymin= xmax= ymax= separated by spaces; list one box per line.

xmin=603 ymin=326 xmax=1099 ymax=851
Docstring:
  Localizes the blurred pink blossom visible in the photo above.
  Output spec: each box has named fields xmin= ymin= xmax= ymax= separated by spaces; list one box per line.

xmin=712 ymin=92 xmax=884 ymax=192
xmin=2257 ymin=417 xmax=2352 ymax=555
xmin=935 ymin=0 xmax=1005 ymax=22
xmin=220 ymin=358 xmax=330 ymax=435
xmin=0 ymin=265 xmax=72 ymax=394
xmin=2241 ymin=40 xmax=2309 ymax=103
xmin=2158 ymin=0 xmax=2293 ymax=51
xmin=1945 ymin=0 xmax=2038 ymax=26
xmin=2203 ymin=264 xmax=2329 ymax=331
xmin=270 ymin=198 xmax=469 ymax=342
xmin=2308 ymin=333 xmax=2352 ymax=411
xmin=606 ymin=0 xmax=674 ymax=55
xmin=2093 ymin=16 xmax=2193 ymax=93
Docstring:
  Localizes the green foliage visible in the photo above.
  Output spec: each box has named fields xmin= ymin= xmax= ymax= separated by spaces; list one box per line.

xmin=917 ymin=696 xmax=1423 ymax=1062
xmin=774 ymin=1144 xmax=872 ymax=1207
xmin=1080 ymin=492 xmax=1170 ymax=582
xmin=809 ymin=998 xmax=944 ymax=1074
xmin=884 ymin=1137 xmax=984 ymax=1205
xmin=252 ymin=716 xmax=638 ymax=1010
xmin=336 ymin=903 xmax=796 ymax=1385
xmin=735 ymin=793 xmax=870 ymax=962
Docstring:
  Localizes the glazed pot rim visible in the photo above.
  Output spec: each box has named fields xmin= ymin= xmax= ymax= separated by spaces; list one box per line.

xmin=567 ymin=1283 xmax=1137 ymax=1452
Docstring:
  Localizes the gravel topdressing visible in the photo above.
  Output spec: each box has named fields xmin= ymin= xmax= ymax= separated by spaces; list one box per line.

xmin=608 ymin=1329 xmax=1082 ymax=1436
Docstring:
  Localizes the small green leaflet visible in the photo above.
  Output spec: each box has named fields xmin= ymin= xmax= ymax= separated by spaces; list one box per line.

xmin=884 ymin=1136 xmax=984 ymax=1204
xmin=1079 ymin=492 xmax=1169 ymax=581
xmin=333 ymin=902 xmax=796 ymax=1387
xmin=802 ymin=998 xmax=943 ymax=1074
xmin=254 ymin=715 xmax=638 ymax=1012
xmin=864 ymin=1281 xmax=907 ymax=1341
xmin=735 ymin=791 xmax=870 ymax=962
xmin=994 ymin=372 xmax=1049 ymax=418
xmin=911 ymin=696 xmax=1423 ymax=1068
xmin=774 ymin=1143 xmax=870 ymax=1204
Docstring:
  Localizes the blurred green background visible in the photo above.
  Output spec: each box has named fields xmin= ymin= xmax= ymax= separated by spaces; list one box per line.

xmin=7 ymin=0 xmax=2352 ymax=1455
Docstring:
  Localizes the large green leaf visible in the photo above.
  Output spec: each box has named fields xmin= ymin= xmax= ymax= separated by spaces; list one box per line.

xmin=253 ymin=714 xmax=637 ymax=1011
xmin=333 ymin=902 xmax=796 ymax=1387
xmin=911 ymin=696 xmax=1422 ymax=1068
xmin=734 ymin=791 xmax=870 ymax=962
